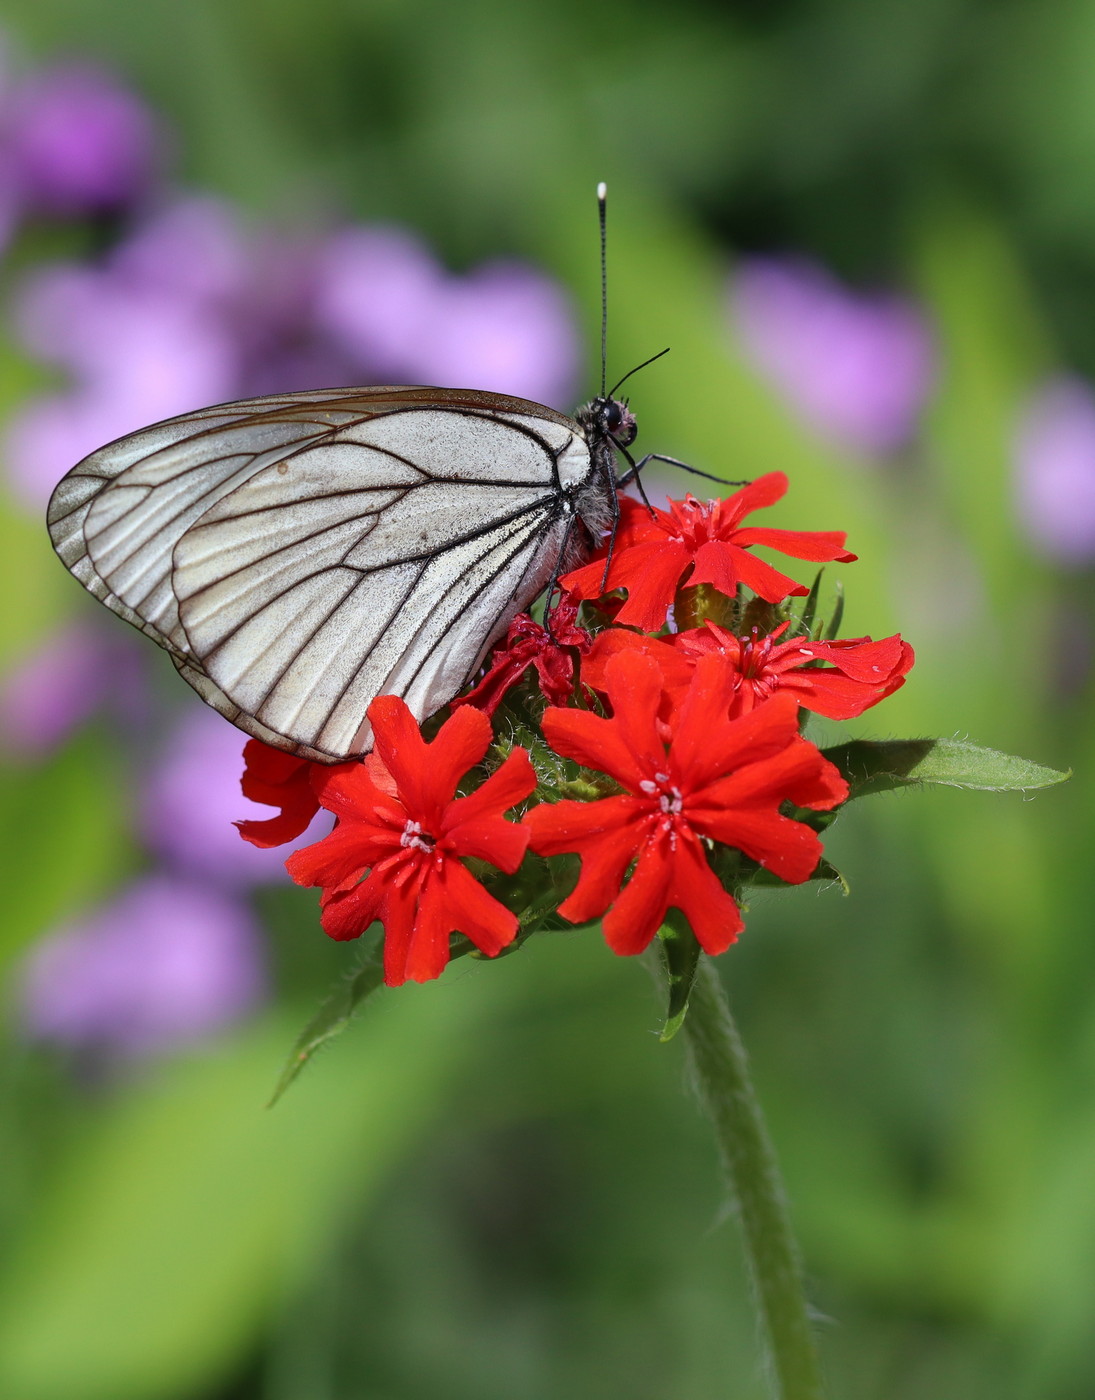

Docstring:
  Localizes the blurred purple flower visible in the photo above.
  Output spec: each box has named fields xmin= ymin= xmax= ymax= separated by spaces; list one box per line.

xmin=313 ymin=227 xmax=581 ymax=406
xmin=111 ymin=196 xmax=247 ymax=304
xmin=3 ymin=61 xmax=159 ymax=216
xmin=730 ymin=256 xmax=934 ymax=456
xmin=0 ymin=621 xmax=146 ymax=760
xmin=19 ymin=873 xmax=266 ymax=1057
xmin=1014 ymin=376 xmax=1095 ymax=564
xmin=4 ymin=196 xmax=581 ymax=510
xmin=4 ymin=216 xmax=242 ymax=509
xmin=141 ymin=704 xmax=331 ymax=886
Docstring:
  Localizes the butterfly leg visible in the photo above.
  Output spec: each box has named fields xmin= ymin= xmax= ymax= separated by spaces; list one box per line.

xmin=617 ymin=451 xmax=750 ymax=489
xmin=597 ymin=442 xmax=622 ymax=593
xmin=542 ymin=508 xmax=586 ymax=642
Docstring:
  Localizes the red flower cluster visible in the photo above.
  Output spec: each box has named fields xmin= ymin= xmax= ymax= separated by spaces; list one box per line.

xmin=584 ymin=621 xmax=914 ymax=721
xmin=286 ymin=700 xmax=534 ymax=986
xmin=525 ymin=651 xmax=847 ymax=954
xmin=235 ymin=473 xmax=907 ymax=990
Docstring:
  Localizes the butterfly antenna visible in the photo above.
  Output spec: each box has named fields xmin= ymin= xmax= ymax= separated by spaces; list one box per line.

xmin=598 ymin=181 xmax=608 ymax=398
xmin=607 ymin=346 xmax=670 ymax=400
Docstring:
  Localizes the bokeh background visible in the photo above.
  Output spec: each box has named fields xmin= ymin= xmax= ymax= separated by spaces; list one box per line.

xmin=0 ymin=2 xmax=1090 ymax=1397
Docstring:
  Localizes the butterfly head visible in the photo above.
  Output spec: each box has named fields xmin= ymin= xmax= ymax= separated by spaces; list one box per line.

xmin=577 ymin=395 xmax=638 ymax=449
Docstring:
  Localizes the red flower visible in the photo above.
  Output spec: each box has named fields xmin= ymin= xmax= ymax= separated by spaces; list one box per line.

xmin=523 ymin=650 xmax=848 ymax=957
xmin=673 ymin=621 xmax=914 ymax=720
xmin=286 ymin=698 xmax=536 ymax=986
xmin=583 ymin=621 xmax=914 ymax=722
xmin=561 ymin=474 xmax=856 ymax=630
xmin=454 ymin=592 xmax=591 ymax=715
xmin=235 ymin=740 xmax=325 ymax=848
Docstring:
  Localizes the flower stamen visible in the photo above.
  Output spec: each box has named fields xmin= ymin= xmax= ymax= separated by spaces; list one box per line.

xmin=399 ymin=818 xmax=435 ymax=853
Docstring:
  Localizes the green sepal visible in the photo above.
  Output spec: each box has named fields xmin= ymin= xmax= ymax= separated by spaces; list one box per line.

xmin=674 ymin=582 xmax=737 ymax=631
xmin=739 ymin=594 xmax=781 ymax=637
xmin=822 ymin=737 xmax=1071 ymax=798
xmin=481 ymin=852 xmax=579 ymax=933
xmin=655 ymin=913 xmax=703 ymax=1042
xmin=797 ymin=569 xmax=824 ymax=638
xmin=824 ymin=582 xmax=844 ymax=640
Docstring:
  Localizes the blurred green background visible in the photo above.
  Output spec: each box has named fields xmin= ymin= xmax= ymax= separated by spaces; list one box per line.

xmin=0 ymin=1 xmax=1090 ymax=1397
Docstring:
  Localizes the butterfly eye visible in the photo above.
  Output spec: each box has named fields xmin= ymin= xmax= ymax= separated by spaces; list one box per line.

xmin=606 ymin=398 xmax=638 ymax=447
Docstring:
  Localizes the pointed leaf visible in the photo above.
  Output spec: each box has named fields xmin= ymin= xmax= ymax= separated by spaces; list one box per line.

xmin=797 ymin=568 xmax=824 ymax=638
xmin=823 ymin=737 xmax=1071 ymax=798
xmin=268 ymin=929 xmax=386 ymax=1105
xmin=656 ymin=915 xmax=702 ymax=1042
xmin=269 ymin=923 xmax=493 ymax=1104
xmin=824 ymin=581 xmax=844 ymax=640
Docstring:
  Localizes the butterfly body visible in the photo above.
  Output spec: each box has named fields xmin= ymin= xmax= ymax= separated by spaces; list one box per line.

xmin=47 ymin=385 xmax=623 ymax=761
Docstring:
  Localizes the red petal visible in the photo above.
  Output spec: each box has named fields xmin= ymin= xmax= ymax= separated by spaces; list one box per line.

xmin=697 ymin=736 xmax=847 ymax=813
xmin=779 ymin=671 xmax=900 ymax=721
xmin=397 ymin=874 xmax=455 ymax=985
xmin=801 ymin=634 xmax=913 ymax=682
xmin=541 ymin=709 xmax=645 ymax=792
xmin=732 ymin=526 xmax=856 ymax=563
xmin=236 ymin=740 xmax=325 ymax=847
xmin=443 ymin=816 xmax=530 ymax=872
xmin=542 ymin=648 xmax=671 ymax=791
xmin=239 ymin=739 xmax=310 ymax=794
xmin=454 ymin=651 xmax=535 ymax=715
xmin=611 ymin=494 xmax=676 ymax=545
xmin=436 ymin=859 xmax=519 ymax=958
xmin=666 ymin=834 xmax=744 ymax=954
xmin=310 ymin=763 xmax=402 ymax=824
xmin=525 ymin=796 xmax=647 ymax=923
xmin=369 ymin=696 xmax=490 ymax=822
xmin=698 ymin=808 xmax=824 ymax=883
xmin=562 ymin=541 xmax=689 ymax=630
xmin=444 ymin=748 xmax=537 ymax=834
xmin=686 ymin=539 xmax=747 ymax=597
xmin=235 ymin=793 xmax=317 ymax=849
xmin=674 ymin=677 xmax=801 ymax=792
xmin=728 ymin=549 xmax=810 ymax=603
xmin=379 ymin=874 xmax=419 ymax=985
xmin=601 ymin=834 xmax=674 ymax=955
xmin=714 ymin=472 xmax=788 ymax=528
xmin=285 ymin=822 xmax=398 ymax=889
xmin=524 ymin=794 xmax=644 ymax=854
xmin=319 ymin=871 xmax=387 ymax=942
xmin=531 ymin=649 xmax=577 ymax=708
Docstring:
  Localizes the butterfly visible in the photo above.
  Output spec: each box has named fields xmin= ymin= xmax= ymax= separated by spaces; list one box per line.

xmin=46 ymin=381 xmax=646 ymax=762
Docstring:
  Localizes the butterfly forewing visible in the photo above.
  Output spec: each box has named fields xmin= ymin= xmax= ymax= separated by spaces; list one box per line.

xmin=47 ymin=386 xmax=598 ymax=761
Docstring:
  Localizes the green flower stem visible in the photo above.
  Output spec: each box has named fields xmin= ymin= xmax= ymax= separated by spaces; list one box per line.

xmin=680 ymin=955 xmax=826 ymax=1400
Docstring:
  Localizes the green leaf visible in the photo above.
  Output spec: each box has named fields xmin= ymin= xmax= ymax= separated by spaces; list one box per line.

xmin=655 ymin=915 xmax=702 ymax=1042
xmin=269 ymin=924 xmax=499 ymax=1105
xmin=823 ymin=737 xmax=1071 ymax=798
xmin=268 ymin=930 xmax=386 ymax=1106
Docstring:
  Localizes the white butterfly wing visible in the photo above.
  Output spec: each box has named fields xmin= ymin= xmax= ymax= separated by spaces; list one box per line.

xmin=48 ymin=389 xmax=378 ymax=659
xmin=47 ymin=387 xmax=595 ymax=762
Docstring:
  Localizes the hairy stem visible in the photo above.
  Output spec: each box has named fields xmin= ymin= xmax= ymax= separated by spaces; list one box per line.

xmin=681 ymin=956 xmax=826 ymax=1400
